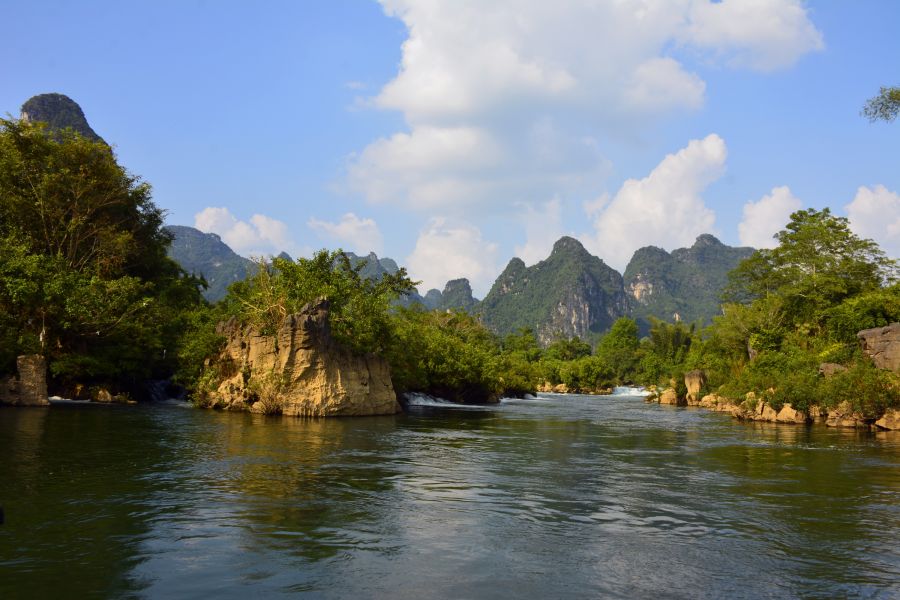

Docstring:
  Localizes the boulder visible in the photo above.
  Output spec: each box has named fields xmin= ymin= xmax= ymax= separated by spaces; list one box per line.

xmin=818 ymin=363 xmax=848 ymax=378
xmin=825 ymin=401 xmax=870 ymax=428
xmin=95 ymin=389 xmax=115 ymax=403
xmin=0 ymin=355 xmax=49 ymax=406
xmin=776 ymin=403 xmax=808 ymax=424
xmin=857 ymin=323 xmax=900 ymax=372
xmin=876 ymin=409 xmax=900 ymax=430
xmin=213 ymin=298 xmax=401 ymax=416
xmin=685 ymin=369 xmax=707 ymax=395
xmin=659 ymin=388 xmax=684 ymax=406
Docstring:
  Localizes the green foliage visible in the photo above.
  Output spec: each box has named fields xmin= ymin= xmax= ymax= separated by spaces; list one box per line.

xmin=722 ymin=208 xmax=897 ymax=328
xmin=385 ymin=307 xmax=504 ymax=402
xmin=820 ymin=360 xmax=900 ymax=415
xmin=0 ymin=117 xmax=206 ymax=384
xmin=598 ymin=317 xmax=639 ymax=353
xmin=223 ymin=250 xmax=417 ymax=354
xmin=544 ymin=335 xmax=592 ymax=361
xmin=862 ymin=84 xmax=900 ymax=124
xmin=827 ymin=287 xmax=900 ymax=343
xmin=647 ymin=316 xmax=696 ymax=363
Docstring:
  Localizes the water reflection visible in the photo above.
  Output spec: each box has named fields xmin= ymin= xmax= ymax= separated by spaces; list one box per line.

xmin=2 ymin=396 xmax=900 ymax=599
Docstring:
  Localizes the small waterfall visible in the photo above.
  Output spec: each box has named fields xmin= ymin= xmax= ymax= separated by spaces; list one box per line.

xmin=401 ymin=392 xmax=456 ymax=407
xmin=612 ymin=386 xmax=651 ymax=397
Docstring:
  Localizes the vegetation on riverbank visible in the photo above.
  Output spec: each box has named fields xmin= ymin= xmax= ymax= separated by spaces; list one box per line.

xmin=0 ymin=117 xmax=206 ymax=398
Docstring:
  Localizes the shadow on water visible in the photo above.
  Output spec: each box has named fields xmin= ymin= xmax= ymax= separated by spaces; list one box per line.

xmin=2 ymin=394 xmax=900 ymax=599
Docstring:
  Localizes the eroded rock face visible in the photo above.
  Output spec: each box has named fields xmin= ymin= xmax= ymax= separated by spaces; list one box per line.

xmin=818 ymin=363 xmax=848 ymax=378
xmin=659 ymin=388 xmax=684 ymax=406
xmin=876 ymin=409 xmax=900 ymax=430
xmin=685 ymin=369 xmax=707 ymax=405
xmin=0 ymin=355 xmax=49 ymax=406
xmin=824 ymin=402 xmax=871 ymax=428
xmin=858 ymin=323 xmax=900 ymax=372
xmin=214 ymin=298 xmax=400 ymax=417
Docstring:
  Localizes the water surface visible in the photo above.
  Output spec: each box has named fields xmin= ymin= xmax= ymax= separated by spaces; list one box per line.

xmin=2 ymin=391 xmax=899 ymax=598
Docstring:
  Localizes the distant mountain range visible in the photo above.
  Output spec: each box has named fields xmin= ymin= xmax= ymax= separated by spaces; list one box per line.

xmin=164 ymin=225 xmax=752 ymax=341
xmin=23 ymin=92 xmax=752 ymax=341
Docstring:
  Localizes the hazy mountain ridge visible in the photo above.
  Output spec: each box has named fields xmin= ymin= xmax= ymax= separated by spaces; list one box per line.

xmin=165 ymin=226 xmax=253 ymax=302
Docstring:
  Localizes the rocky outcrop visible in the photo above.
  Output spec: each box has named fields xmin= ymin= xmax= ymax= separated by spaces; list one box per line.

xmin=876 ymin=409 xmax=900 ymax=430
xmin=659 ymin=388 xmax=684 ymax=406
xmin=818 ymin=363 xmax=848 ymax=378
xmin=212 ymin=298 xmax=400 ymax=416
xmin=824 ymin=402 xmax=871 ymax=428
xmin=858 ymin=323 xmax=900 ymax=372
xmin=0 ymin=355 xmax=50 ymax=406
xmin=685 ymin=369 xmax=707 ymax=405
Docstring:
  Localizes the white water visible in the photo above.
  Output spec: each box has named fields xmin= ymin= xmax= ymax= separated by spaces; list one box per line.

xmin=611 ymin=386 xmax=651 ymax=396
xmin=402 ymin=392 xmax=458 ymax=407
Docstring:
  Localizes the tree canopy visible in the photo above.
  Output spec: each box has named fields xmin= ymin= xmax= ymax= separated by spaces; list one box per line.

xmin=721 ymin=208 xmax=897 ymax=327
xmin=862 ymin=84 xmax=900 ymax=124
xmin=0 ymin=117 xmax=205 ymax=383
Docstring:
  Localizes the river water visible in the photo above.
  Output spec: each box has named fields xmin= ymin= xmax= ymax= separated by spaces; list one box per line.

xmin=2 ymin=390 xmax=900 ymax=599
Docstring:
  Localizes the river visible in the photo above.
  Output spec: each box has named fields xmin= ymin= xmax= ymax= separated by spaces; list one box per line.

xmin=2 ymin=390 xmax=900 ymax=599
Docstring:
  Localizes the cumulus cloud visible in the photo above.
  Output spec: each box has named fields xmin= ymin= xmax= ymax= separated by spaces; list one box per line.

xmin=194 ymin=207 xmax=302 ymax=256
xmin=579 ymin=134 xmax=726 ymax=271
xmin=738 ymin=186 xmax=803 ymax=249
xmin=846 ymin=185 xmax=900 ymax=257
xmin=348 ymin=0 xmax=822 ymax=213
xmin=514 ymin=197 xmax=565 ymax=266
xmin=307 ymin=213 xmax=385 ymax=255
xmin=405 ymin=217 xmax=500 ymax=296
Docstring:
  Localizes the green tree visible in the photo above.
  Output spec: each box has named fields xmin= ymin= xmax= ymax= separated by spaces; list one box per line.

xmin=862 ymin=84 xmax=900 ymax=124
xmin=598 ymin=317 xmax=639 ymax=353
xmin=0 ymin=117 xmax=205 ymax=382
xmin=544 ymin=335 xmax=592 ymax=361
xmin=721 ymin=208 xmax=897 ymax=327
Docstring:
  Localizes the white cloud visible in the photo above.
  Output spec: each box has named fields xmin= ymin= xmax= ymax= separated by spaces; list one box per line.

xmin=579 ymin=134 xmax=726 ymax=271
xmin=684 ymin=0 xmax=825 ymax=71
xmin=194 ymin=207 xmax=302 ymax=257
xmin=514 ymin=197 xmax=565 ymax=266
xmin=307 ymin=213 xmax=385 ymax=255
xmin=348 ymin=0 xmax=822 ymax=214
xmin=846 ymin=185 xmax=900 ymax=257
xmin=738 ymin=186 xmax=802 ymax=249
xmin=405 ymin=217 xmax=500 ymax=297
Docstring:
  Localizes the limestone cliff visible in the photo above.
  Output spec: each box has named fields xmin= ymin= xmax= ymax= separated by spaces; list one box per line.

xmin=213 ymin=298 xmax=400 ymax=416
xmin=478 ymin=237 xmax=628 ymax=346
xmin=436 ymin=279 xmax=478 ymax=312
xmin=623 ymin=234 xmax=754 ymax=331
xmin=20 ymin=93 xmax=105 ymax=144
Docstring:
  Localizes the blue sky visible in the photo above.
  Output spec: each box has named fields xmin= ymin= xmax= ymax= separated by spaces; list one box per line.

xmin=2 ymin=0 xmax=898 ymax=296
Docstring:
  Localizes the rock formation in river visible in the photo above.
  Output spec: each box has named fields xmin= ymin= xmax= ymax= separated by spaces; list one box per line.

xmin=0 ymin=355 xmax=49 ymax=406
xmin=213 ymin=297 xmax=401 ymax=416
